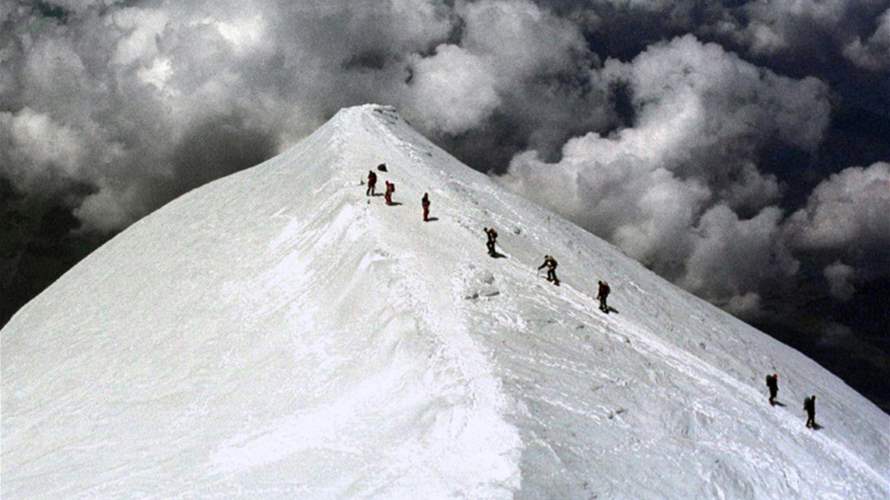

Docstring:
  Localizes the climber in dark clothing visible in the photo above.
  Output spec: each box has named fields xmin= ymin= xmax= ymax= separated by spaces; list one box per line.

xmin=484 ymin=227 xmax=498 ymax=256
xmin=422 ymin=193 xmax=430 ymax=221
xmin=538 ymin=255 xmax=559 ymax=285
xmin=366 ymin=170 xmax=377 ymax=196
xmin=384 ymin=181 xmax=395 ymax=205
xmin=766 ymin=373 xmax=779 ymax=406
xmin=597 ymin=280 xmax=611 ymax=313
xmin=804 ymin=395 xmax=817 ymax=429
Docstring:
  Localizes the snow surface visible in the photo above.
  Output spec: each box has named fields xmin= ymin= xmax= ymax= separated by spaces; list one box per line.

xmin=2 ymin=104 xmax=888 ymax=499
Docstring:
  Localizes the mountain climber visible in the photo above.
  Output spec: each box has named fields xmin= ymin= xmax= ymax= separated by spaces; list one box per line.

xmin=597 ymin=280 xmax=611 ymax=313
xmin=366 ymin=170 xmax=377 ymax=196
xmin=422 ymin=193 xmax=430 ymax=221
xmin=804 ymin=395 xmax=817 ymax=429
xmin=384 ymin=181 xmax=395 ymax=205
xmin=538 ymin=255 xmax=559 ymax=285
xmin=766 ymin=373 xmax=779 ymax=406
xmin=484 ymin=227 xmax=498 ymax=256
xmin=377 ymin=163 xmax=388 ymax=172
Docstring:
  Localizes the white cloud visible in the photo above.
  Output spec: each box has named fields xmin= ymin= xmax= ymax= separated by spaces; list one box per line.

xmin=403 ymin=0 xmax=593 ymax=137
xmin=460 ymin=0 xmax=586 ymax=84
xmin=680 ymin=205 xmax=797 ymax=311
xmin=214 ymin=15 xmax=265 ymax=53
xmin=405 ymin=44 xmax=501 ymax=134
xmin=73 ymin=181 xmax=133 ymax=234
xmin=504 ymin=138 xmax=711 ymax=270
xmin=604 ymin=34 xmax=830 ymax=158
xmin=137 ymin=57 xmax=174 ymax=91
xmin=109 ymin=7 xmax=170 ymax=66
xmin=0 ymin=108 xmax=86 ymax=188
xmin=719 ymin=163 xmax=782 ymax=214
xmin=787 ymin=162 xmax=890 ymax=251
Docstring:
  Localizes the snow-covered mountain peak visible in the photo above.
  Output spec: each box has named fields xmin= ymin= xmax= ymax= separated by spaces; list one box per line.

xmin=2 ymin=105 xmax=888 ymax=499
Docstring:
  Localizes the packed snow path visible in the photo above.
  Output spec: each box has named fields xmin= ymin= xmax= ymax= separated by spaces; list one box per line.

xmin=2 ymin=105 xmax=888 ymax=499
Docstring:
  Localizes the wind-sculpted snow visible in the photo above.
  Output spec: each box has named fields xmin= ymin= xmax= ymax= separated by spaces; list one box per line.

xmin=2 ymin=105 xmax=888 ymax=499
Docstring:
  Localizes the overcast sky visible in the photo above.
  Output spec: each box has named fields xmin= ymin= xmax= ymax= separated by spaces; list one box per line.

xmin=1 ymin=0 xmax=888 ymax=410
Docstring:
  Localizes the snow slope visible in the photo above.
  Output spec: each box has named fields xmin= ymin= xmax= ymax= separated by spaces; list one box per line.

xmin=2 ymin=105 xmax=888 ymax=499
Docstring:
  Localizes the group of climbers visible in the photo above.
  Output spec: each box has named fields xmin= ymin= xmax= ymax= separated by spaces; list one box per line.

xmin=367 ymin=164 xmax=397 ymax=205
xmin=534 ymin=255 xmax=610 ymax=313
xmin=366 ymin=163 xmax=432 ymax=218
xmin=765 ymin=373 xmax=819 ymax=429
xmin=367 ymin=164 xmax=612 ymax=313
xmin=365 ymin=161 xmax=824 ymax=430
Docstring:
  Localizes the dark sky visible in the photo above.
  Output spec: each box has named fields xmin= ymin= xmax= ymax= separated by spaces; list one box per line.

xmin=1 ymin=1 xmax=888 ymax=411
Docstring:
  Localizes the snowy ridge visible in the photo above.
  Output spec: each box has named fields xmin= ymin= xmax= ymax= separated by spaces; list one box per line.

xmin=2 ymin=105 xmax=888 ymax=499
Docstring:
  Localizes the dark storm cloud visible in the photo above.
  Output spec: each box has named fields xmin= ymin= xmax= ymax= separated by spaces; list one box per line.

xmin=844 ymin=8 xmax=890 ymax=71
xmin=1 ymin=1 xmax=888 ymax=406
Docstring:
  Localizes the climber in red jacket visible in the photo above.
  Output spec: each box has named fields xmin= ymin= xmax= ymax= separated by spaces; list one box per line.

xmin=384 ymin=181 xmax=395 ymax=205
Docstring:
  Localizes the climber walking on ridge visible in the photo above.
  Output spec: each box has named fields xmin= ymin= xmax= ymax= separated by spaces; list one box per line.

xmin=597 ymin=280 xmax=611 ymax=313
xmin=422 ymin=193 xmax=431 ymax=221
xmin=766 ymin=373 xmax=779 ymax=406
xmin=538 ymin=255 xmax=559 ymax=286
xmin=366 ymin=170 xmax=377 ymax=196
xmin=384 ymin=180 xmax=395 ymax=205
xmin=484 ymin=227 xmax=498 ymax=256
xmin=804 ymin=395 xmax=817 ymax=429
